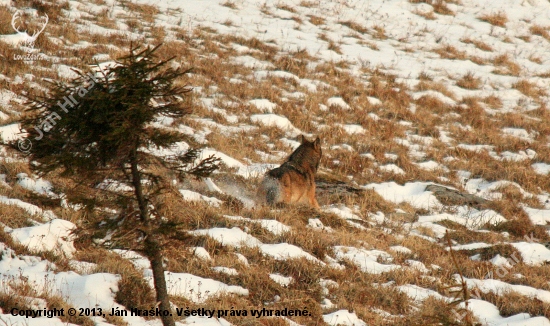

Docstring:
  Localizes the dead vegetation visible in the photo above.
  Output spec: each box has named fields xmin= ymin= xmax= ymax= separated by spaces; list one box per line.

xmin=461 ymin=37 xmax=493 ymax=52
xmin=0 ymin=0 xmax=550 ymax=325
xmin=456 ymin=72 xmax=482 ymax=90
xmin=410 ymin=0 xmax=455 ymax=15
xmin=530 ymin=24 xmax=550 ymax=40
xmin=478 ymin=12 xmax=508 ymax=27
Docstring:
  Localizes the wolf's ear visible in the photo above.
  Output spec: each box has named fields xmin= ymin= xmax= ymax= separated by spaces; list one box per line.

xmin=300 ymin=135 xmax=307 ymax=144
xmin=313 ymin=136 xmax=321 ymax=150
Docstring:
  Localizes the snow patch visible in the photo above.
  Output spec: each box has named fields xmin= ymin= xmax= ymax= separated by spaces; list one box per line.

xmin=9 ymin=219 xmax=75 ymax=258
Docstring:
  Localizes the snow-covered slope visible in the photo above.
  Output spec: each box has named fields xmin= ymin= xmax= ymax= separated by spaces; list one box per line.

xmin=1 ymin=0 xmax=550 ymax=325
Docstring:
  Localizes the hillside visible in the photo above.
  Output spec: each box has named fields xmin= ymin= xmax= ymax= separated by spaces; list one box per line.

xmin=1 ymin=0 xmax=550 ymax=325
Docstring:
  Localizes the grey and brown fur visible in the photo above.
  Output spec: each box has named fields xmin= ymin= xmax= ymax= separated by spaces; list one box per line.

xmin=258 ymin=135 xmax=322 ymax=209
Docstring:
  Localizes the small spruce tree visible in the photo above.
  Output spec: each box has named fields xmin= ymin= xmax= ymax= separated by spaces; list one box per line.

xmin=18 ymin=45 xmax=220 ymax=326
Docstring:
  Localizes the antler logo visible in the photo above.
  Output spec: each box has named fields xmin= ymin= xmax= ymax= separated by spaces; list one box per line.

xmin=11 ymin=10 xmax=49 ymax=53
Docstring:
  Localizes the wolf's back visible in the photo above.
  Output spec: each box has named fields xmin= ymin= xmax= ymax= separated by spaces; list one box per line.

xmin=258 ymin=135 xmax=321 ymax=208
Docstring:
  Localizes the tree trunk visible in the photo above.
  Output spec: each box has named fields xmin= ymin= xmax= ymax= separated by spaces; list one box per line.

xmin=130 ymin=151 xmax=175 ymax=326
xmin=145 ymin=236 xmax=175 ymax=326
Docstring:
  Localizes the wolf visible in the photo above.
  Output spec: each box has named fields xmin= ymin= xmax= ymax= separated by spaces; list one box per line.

xmin=258 ymin=135 xmax=322 ymax=209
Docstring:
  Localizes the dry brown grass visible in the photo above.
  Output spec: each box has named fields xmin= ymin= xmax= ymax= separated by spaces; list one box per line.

xmin=517 ymin=34 xmax=531 ymax=42
xmin=432 ymin=0 xmax=454 ymax=15
xmin=359 ymin=39 xmax=380 ymax=50
xmin=477 ymin=291 xmax=550 ymax=319
xmin=434 ymin=44 xmax=467 ymax=60
xmin=482 ymin=95 xmax=503 ymax=109
xmin=413 ymin=9 xmax=437 ymax=20
xmin=461 ymin=37 xmax=493 ymax=52
xmin=207 ymin=131 xmax=274 ymax=163
xmin=0 ymin=45 xmax=31 ymax=79
xmin=479 ymin=12 xmax=508 ymax=27
xmin=94 ymin=8 xmax=117 ymax=29
xmin=3 ymin=2 xmax=550 ymax=324
xmin=327 ymin=40 xmax=343 ymax=54
xmin=371 ymin=25 xmax=388 ymax=40
xmin=12 ymin=0 xmax=70 ymax=21
xmin=161 ymin=223 xmax=329 ymax=323
xmin=121 ymin=1 xmax=158 ymax=22
xmin=76 ymin=248 xmax=157 ymax=315
xmin=456 ymin=72 xmax=481 ymax=90
xmin=274 ymin=49 xmax=314 ymax=78
xmin=0 ymin=6 xmax=13 ymax=35
xmin=276 ymin=3 xmax=297 ymax=13
xmin=291 ymin=15 xmax=303 ymax=24
xmin=46 ymin=296 xmax=96 ymax=326
xmin=492 ymin=54 xmax=521 ymax=76
xmin=442 ymin=222 xmax=506 ymax=244
xmin=536 ymin=70 xmax=550 ymax=78
xmin=410 ymin=0 xmax=454 ymax=15
xmin=299 ymin=1 xmax=317 ymax=7
xmin=503 ymin=264 xmax=550 ymax=291
xmin=221 ymin=0 xmax=237 ymax=10
xmin=528 ymin=54 xmax=543 ymax=64
xmin=415 ymin=79 xmax=456 ymax=100
xmin=513 ymin=79 xmax=547 ymax=99
xmin=447 ymin=145 xmax=550 ymax=195
xmin=530 ymin=24 xmax=550 ymax=40
xmin=330 ymin=270 xmax=412 ymax=317
xmin=0 ymin=162 xmax=33 ymax=192
xmin=308 ymin=15 xmax=325 ymax=26
xmin=339 ymin=20 xmax=368 ymax=34
xmin=0 ymin=292 xmax=36 ymax=317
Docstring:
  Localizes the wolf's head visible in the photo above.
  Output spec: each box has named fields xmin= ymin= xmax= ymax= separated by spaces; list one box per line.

xmin=287 ymin=135 xmax=322 ymax=172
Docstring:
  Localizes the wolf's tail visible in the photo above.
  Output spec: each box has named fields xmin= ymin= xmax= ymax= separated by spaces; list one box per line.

xmin=260 ymin=177 xmax=281 ymax=205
